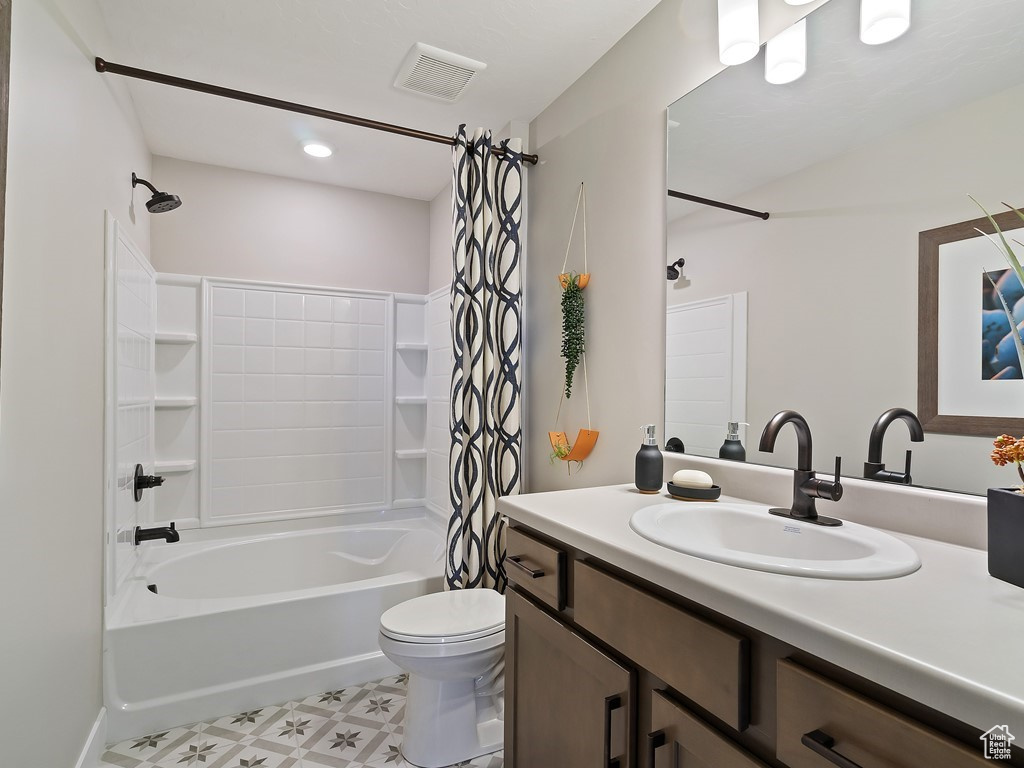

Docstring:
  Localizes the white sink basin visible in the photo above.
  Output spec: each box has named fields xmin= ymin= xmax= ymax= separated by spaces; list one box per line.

xmin=630 ymin=502 xmax=921 ymax=580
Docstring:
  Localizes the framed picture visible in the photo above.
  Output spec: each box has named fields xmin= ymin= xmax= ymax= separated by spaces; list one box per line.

xmin=919 ymin=209 xmax=1024 ymax=436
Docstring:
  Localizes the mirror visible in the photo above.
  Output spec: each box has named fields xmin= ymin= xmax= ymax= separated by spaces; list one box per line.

xmin=665 ymin=0 xmax=1024 ymax=495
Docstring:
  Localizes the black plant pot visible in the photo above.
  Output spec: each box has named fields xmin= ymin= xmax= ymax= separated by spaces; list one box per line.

xmin=988 ymin=487 xmax=1024 ymax=588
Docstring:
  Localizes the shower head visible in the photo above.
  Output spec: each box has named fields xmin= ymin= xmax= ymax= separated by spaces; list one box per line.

xmin=667 ymin=258 xmax=685 ymax=280
xmin=132 ymin=173 xmax=182 ymax=213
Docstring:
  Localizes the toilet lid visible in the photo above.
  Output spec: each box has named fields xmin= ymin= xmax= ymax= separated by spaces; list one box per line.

xmin=380 ymin=589 xmax=505 ymax=643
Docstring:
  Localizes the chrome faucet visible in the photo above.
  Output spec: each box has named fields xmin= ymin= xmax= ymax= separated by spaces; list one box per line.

xmin=758 ymin=410 xmax=844 ymax=527
xmin=863 ymin=408 xmax=924 ymax=485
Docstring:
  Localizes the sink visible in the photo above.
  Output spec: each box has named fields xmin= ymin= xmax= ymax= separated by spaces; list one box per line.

xmin=629 ymin=502 xmax=921 ymax=579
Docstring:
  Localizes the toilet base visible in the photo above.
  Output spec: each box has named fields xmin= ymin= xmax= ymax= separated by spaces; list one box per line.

xmin=400 ymin=674 xmax=503 ymax=768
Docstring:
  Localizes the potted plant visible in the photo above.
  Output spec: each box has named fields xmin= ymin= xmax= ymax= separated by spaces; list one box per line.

xmin=987 ymin=434 xmax=1024 ymax=588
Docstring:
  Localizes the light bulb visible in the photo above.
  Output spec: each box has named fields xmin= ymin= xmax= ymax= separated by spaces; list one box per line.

xmin=784 ymin=0 xmax=816 ymax=4
xmin=765 ymin=19 xmax=807 ymax=85
xmin=718 ymin=0 xmax=760 ymax=66
xmin=860 ymin=0 xmax=911 ymax=45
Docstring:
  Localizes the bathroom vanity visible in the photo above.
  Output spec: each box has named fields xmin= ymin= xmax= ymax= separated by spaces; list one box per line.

xmin=498 ymin=482 xmax=1024 ymax=768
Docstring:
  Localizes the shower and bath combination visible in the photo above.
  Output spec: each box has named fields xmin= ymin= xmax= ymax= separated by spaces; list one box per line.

xmin=132 ymin=172 xmax=182 ymax=213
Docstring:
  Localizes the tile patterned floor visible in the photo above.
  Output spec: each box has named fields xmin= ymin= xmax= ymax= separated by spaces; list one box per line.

xmin=100 ymin=674 xmax=503 ymax=768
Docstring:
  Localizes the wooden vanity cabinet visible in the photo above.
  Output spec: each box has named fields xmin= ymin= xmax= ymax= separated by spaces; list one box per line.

xmin=505 ymin=588 xmax=634 ymax=768
xmin=503 ymin=523 xmax=1006 ymax=768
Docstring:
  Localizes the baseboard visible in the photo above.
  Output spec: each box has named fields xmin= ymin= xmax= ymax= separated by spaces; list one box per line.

xmin=74 ymin=708 xmax=106 ymax=768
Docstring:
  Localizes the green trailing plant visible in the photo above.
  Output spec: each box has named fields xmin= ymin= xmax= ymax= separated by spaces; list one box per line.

xmin=548 ymin=441 xmax=583 ymax=475
xmin=972 ymin=196 xmax=1024 ymax=372
xmin=560 ymin=272 xmax=585 ymax=398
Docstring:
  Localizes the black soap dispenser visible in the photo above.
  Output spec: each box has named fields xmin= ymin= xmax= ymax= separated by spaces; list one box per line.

xmin=636 ymin=424 xmax=664 ymax=494
xmin=719 ymin=421 xmax=747 ymax=461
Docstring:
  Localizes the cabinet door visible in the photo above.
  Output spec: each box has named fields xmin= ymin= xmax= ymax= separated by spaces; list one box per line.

xmin=506 ymin=588 xmax=635 ymax=768
xmin=647 ymin=690 xmax=768 ymax=768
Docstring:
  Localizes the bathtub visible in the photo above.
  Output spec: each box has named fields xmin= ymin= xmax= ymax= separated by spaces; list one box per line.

xmin=104 ymin=515 xmax=444 ymax=742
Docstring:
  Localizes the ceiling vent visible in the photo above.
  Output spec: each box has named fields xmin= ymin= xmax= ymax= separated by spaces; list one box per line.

xmin=394 ymin=43 xmax=486 ymax=103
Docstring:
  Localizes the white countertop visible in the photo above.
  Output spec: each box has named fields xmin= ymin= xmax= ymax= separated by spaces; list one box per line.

xmin=497 ymin=483 xmax=1024 ymax=734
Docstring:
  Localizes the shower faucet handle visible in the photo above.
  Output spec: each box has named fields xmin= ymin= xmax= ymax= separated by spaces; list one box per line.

xmin=133 ymin=463 xmax=165 ymax=502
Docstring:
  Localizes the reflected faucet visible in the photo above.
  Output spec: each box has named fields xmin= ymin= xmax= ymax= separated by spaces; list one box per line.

xmin=863 ymin=408 xmax=924 ymax=484
xmin=759 ymin=410 xmax=844 ymax=527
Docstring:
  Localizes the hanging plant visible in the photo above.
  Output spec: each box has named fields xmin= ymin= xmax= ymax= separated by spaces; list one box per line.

xmin=560 ymin=272 xmax=585 ymax=399
xmin=549 ymin=182 xmax=599 ymax=469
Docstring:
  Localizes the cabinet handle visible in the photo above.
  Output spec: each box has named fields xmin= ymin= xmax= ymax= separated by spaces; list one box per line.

xmin=647 ymin=730 xmax=667 ymax=767
xmin=802 ymin=730 xmax=864 ymax=768
xmin=507 ymin=555 xmax=544 ymax=579
xmin=604 ymin=694 xmax=623 ymax=768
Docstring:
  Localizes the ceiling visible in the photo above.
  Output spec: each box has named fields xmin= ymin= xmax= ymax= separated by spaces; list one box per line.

xmin=96 ymin=0 xmax=661 ymax=201
xmin=666 ymin=0 xmax=1024 ymax=220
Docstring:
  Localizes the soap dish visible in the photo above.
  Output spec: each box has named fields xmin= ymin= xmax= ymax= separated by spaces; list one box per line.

xmin=667 ymin=482 xmax=722 ymax=501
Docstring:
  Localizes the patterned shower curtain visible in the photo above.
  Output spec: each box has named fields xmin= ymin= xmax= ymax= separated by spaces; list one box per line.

xmin=446 ymin=125 xmax=524 ymax=592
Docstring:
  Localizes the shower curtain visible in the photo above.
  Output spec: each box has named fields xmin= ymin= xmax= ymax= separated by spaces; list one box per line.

xmin=446 ymin=125 xmax=523 ymax=592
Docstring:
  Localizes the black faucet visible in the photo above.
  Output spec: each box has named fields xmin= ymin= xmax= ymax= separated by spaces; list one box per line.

xmin=863 ymin=407 xmax=924 ymax=485
xmin=758 ymin=410 xmax=844 ymax=527
xmin=135 ymin=522 xmax=180 ymax=545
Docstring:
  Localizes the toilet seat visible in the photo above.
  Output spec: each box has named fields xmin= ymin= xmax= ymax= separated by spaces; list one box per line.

xmin=380 ymin=589 xmax=505 ymax=644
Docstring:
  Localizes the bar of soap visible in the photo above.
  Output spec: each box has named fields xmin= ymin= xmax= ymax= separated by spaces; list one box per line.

xmin=671 ymin=469 xmax=714 ymax=489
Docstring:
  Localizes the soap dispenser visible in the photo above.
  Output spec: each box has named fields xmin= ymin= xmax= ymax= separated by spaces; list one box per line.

xmin=719 ymin=421 xmax=747 ymax=461
xmin=636 ymin=425 xmax=664 ymax=494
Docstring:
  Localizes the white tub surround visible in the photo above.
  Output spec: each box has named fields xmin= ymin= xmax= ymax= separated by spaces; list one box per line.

xmin=497 ymin=479 xmax=1024 ymax=736
xmin=104 ymin=517 xmax=443 ymax=742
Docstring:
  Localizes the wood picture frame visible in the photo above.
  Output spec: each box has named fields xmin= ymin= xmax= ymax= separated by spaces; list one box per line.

xmin=918 ymin=208 xmax=1024 ymax=436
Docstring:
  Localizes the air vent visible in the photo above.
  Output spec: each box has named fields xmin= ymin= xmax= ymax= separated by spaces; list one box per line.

xmin=394 ymin=43 xmax=486 ymax=102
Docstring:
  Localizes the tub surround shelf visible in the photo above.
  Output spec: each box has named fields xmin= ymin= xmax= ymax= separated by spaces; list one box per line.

xmin=155 ymin=331 xmax=198 ymax=345
xmin=155 ymin=396 xmax=198 ymax=409
xmin=497 ymin=483 xmax=1024 ymax=735
xmin=395 ymin=449 xmax=428 ymax=459
xmin=154 ymin=460 xmax=197 ymax=474
xmin=395 ymin=342 xmax=429 ymax=351
xmin=395 ymin=396 xmax=428 ymax=405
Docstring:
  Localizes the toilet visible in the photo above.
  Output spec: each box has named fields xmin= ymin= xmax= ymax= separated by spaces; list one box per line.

xmin=378 ymin=589 xmax=505 ymax=768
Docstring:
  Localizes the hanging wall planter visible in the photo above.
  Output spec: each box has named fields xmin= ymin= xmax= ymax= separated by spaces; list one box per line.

xmin=550 ymin=182 xmax=599 ymax=470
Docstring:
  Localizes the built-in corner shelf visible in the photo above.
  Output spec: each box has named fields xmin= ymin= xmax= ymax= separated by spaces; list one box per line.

xmin=156 ymin=332 xmax=198 ymax=345
xmin=155 ymin=396 xmax=198 ymax=410
xmin=395 ymin=449 xmax=428 ymax=460
xmin=395 ymin=396 xmax=428 ymax=406
xmin=396 ymin=342 xmax=429 ymax=352
xmin=155 ymin=460 xmax=197 ymax=474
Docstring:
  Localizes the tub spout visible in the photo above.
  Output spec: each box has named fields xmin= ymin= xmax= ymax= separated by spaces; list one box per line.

xmin=135 ymin=522 xmax=179 ymax=545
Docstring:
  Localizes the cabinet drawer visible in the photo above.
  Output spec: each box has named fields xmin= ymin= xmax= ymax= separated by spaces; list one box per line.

xmin=506 ymin=527 xmax=566 ymax=611
xmin=777 ymin=660 xmax=989 ymax=768
xmin=574 ymin=561 xmax=749 ymax=731
xmin=648 ymin=689 xmax=768 ymax=768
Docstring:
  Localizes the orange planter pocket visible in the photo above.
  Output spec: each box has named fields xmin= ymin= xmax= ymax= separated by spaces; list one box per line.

xmin=549 ymin=429 xmax=600 ymax=462
xmin=559 ymin=272 xmax=590 ymax=290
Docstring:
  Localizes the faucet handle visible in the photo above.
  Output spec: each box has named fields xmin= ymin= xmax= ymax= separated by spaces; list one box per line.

xmin=826 ymin=456 xmax=844 ymax=502
xmin=903 ymin=449 xmax=913 ymax=484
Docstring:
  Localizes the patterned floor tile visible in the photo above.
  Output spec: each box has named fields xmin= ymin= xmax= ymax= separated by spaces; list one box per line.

xmin=201 ymin=705 xmax=292 ymax=744
xmin=101 ymin=727 xmax=199 ymax=766
xmin=101 ymin=675 xmax=502 ymax=768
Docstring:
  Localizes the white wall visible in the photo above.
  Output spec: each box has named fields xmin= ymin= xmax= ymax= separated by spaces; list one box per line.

xmin=524 ymin=0 xmax=825 ymax=492
xmin=668 ymin=82 xmax=1024 ymax=493
xmin=150 ymin=156 xmax=430 ymax=294
xmin=428 ymin=182 xmax=452 ymax=294
xmin=0 ymin=0 xmax=152 ymax=762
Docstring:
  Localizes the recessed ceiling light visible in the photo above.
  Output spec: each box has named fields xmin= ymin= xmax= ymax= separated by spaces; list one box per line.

xmin=303 ymin=142 xmax=333 ymax=158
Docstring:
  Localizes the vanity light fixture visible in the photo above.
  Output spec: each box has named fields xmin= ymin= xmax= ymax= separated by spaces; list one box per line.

xmin=860 ymin=0 xmax=911 ymax=45
xmin=302 ymin=141 xmax=333 ymax=158
xmin=765 ymin=18 xmax=807 ymax=85
xmin=717 ymin=0 xmax=760 ymax=66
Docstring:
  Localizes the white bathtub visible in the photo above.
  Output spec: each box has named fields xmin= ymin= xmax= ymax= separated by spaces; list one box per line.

xmin=104 ymin=515 xmax=444 ymax=742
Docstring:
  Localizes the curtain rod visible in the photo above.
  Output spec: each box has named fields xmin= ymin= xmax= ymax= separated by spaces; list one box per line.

xmin=95 ymin=57 xmax=539 ymax=166
xmin=667 ymin=189 xmax=769 ymax=220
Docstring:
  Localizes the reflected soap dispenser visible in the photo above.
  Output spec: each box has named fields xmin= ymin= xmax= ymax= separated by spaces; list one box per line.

xmin=719 ymin=421 xmax=747 ymax=461
xmin=636 ymin=425 xmax=664 ymax=494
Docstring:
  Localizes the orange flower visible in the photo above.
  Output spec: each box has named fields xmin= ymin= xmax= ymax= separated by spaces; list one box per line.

xmin=991 ymin=434 xmax=1024 ymax=486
